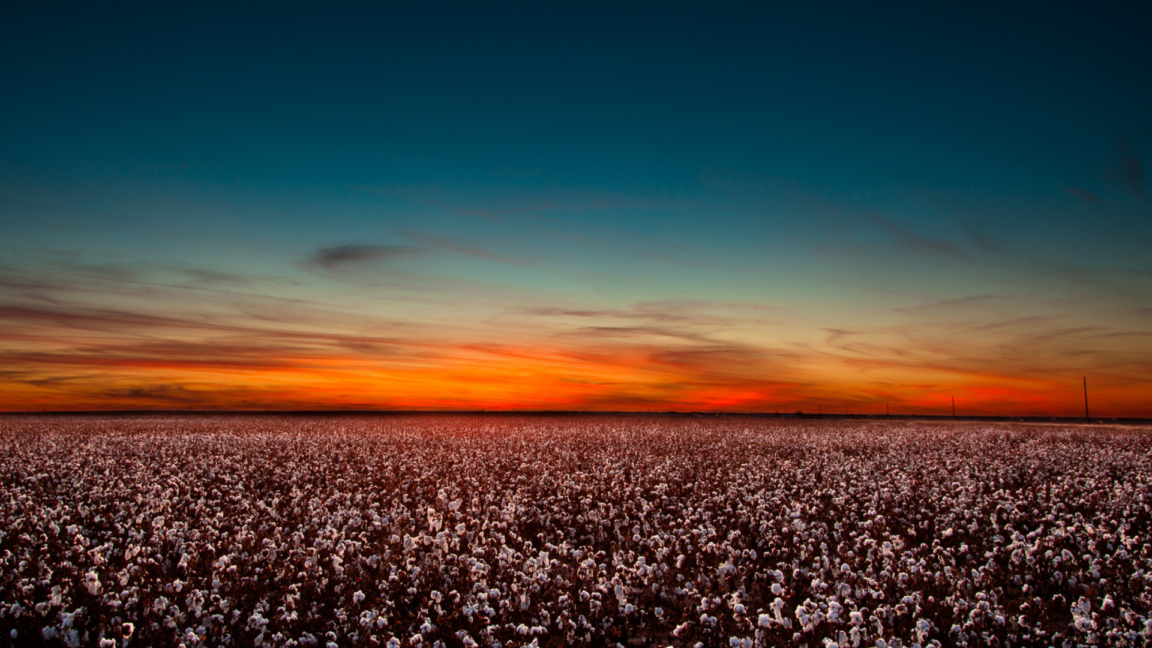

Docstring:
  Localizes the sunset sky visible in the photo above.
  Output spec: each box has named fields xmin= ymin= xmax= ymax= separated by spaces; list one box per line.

xmin=2 ymin=2 xmax=1150 ymax=415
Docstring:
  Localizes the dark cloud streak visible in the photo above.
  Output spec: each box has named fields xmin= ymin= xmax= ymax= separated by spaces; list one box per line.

xmin=1065 ymin=186 xmax=1101 ymax=204
xmin=311 ymin=245 xmax=418 ymax=271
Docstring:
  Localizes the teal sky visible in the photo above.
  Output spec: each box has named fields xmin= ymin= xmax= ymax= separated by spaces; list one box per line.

xmin=2 ymin=2 xmax=1150 ymax=414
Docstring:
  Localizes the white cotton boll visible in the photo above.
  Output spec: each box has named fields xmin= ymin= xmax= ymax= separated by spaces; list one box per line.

xmin=654 ymin=607 xmax=663 ymax=617
xmin=827 ymin=601 xmax=843 ymax=622
xmin=734 ymin=603 xmax=745 ymax=614
xmin=771 ymin=583 xmax=783 ymax=595
xmin=99 ymin=639 xmax=115 ymax=648
xmin=759 ymin=614 xmax=772 ymax=628
xmin=624 ymin=604 xmax=635 ymax=614
xmin=850 ymin=611 xmax=864 ymax=625
xmin=83 ymin=571 xmax=101 ymax=595
xmin=387 ymin=639 xmax=400 ymax=648
xmin=353 ymin=590 xmax=365 ymax=604
xmin=730 ymin=638 xmax=741 ymax=647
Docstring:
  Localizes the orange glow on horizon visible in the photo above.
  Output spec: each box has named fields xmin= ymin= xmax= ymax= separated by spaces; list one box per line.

xmin=3 ymin=339 xmax=1146 ymax=418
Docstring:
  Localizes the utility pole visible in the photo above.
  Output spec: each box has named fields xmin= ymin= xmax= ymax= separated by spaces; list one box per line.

xmin=1083 ymin=377 xmax=1090 ymax=421
xmin=952 ymin=396 xmax=956 ymax=418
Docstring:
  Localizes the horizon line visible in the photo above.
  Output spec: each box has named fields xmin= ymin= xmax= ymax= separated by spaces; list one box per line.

xmin=2 ymin=409 xmax=1149 ymax=425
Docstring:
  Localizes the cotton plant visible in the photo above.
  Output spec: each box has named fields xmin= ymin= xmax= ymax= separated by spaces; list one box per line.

xmin=1 ymin=415 xmax=1150 ymax=645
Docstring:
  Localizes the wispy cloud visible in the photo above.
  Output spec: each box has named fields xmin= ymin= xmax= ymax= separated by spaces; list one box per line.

xmin=395 ymin=229 xmax=540 ymax=270
xmin=310 ymin=244 xmax=418 ymax=271
xmin=1064 ymin=186 xmax=1101 ymax=204
xmin=182 ymin=269 xmax=254 ymax=285
xmin=3 ymin=238 xmax=1151 ymax=415
xmin=871 ymin=214 xmax=968 ymax=259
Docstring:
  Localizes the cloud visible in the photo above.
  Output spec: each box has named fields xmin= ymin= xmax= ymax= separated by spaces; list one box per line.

xmin=395 ymin=229 xmax=540 ymax=270
xmin=4 ymin=239 xmax=1151 ymax=415
xmin=894 ymin=295 xmax=1007 ymax=316
xmin=311 ymin=245 xmax=417 ymax=271
xmin=824 ymin=328 xmax=860 ymax=345
xmin=518 ymin=300 xmax=780 ymax=330
xmin=1064 ymin=186 xmax=1101 ymax=204
xmin=871 ymin=215 xmax=967 ymax=259
xmin=182 ymin=269 xmax=253 ymax=285
xmin=0 ymin=304 xmax=220 ymax=333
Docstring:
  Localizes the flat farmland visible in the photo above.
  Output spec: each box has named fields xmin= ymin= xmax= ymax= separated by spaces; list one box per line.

xmin=1 ymin=415 xmax=1149 ymax=647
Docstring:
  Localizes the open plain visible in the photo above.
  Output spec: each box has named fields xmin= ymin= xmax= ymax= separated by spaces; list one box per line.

xmin=1 ymin=414 xmax=1150 ymax=647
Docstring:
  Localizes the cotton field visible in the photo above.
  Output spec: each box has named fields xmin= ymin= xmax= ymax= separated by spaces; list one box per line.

xmin=1 ymin=415 xmax=1150 ymax=648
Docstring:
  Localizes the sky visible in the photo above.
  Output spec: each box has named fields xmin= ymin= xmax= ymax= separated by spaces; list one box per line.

xmin=2 ymin=2 xmax=1151 ymax=416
